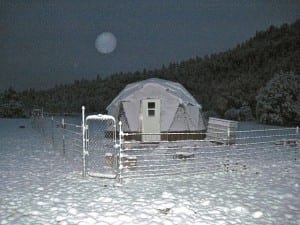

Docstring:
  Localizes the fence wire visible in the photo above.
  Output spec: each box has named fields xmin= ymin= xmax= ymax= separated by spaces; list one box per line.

xmin=31 ymin=109 xmax=299 ymax=182
xmin=119 ymin=127 xmax=299 ymax=180
xmin=85 ymin=118 xmax=117 ymax=177
xmin=31 ymin=112 xmax=83 ymax=171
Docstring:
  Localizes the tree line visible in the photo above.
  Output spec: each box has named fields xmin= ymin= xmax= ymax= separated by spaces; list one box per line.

xmin=1 ymin=20 xmax=299 ymax=125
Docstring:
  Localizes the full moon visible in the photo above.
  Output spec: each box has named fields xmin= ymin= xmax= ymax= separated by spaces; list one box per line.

xmin=95 ymin=32 xmax=117 ymax=54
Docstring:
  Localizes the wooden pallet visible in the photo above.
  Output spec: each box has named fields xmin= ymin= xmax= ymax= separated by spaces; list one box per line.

xmin=206 ymin=117 xmax=238 ymax=145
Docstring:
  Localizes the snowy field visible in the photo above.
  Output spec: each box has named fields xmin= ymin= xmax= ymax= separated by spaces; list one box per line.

xmin=0 ymin=118 xmax=300 ymax=225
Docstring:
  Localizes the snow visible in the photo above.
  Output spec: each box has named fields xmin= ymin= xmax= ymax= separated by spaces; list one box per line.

xmin=1 ymin=118 xmax=300 ymax=225
xmin=106 ymin=78 xmax=205 ymax=132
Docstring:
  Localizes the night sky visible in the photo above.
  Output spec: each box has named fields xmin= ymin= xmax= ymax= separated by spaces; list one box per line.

xmin=0 ymin=0 xmax=299 ymax=91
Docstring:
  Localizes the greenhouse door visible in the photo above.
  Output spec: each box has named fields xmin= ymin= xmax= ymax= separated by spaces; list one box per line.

xmin=141 ymin=99 xmax=161 ymax=142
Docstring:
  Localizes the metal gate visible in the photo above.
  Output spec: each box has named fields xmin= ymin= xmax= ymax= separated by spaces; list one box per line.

xmin=84 ymin=114 xmax=118 ymax=178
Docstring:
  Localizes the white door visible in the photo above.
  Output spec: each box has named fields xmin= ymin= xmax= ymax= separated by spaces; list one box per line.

xmin=141 ymin=99 xmax=161 ymax=142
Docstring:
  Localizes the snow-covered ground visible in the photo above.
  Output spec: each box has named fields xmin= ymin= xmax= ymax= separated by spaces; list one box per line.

xmin=0 ymin=118 xmax=299 ymax=225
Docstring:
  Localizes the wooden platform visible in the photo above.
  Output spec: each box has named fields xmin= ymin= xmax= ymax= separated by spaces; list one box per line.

xmin=121 ymin=156 xmax=137 ymax=169
xmin=206 ymin=117 xmax=238 ymax=145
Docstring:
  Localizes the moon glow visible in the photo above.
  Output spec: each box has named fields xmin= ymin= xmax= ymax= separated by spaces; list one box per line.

xmin=95 ymin=32 xmax=117 ymax=54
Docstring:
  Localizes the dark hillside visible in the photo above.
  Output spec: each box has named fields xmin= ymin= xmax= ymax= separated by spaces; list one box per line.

xmin=1 ymin=20 xmax=299 ymax=119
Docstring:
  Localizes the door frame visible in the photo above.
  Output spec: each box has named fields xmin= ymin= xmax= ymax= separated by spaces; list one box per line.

xmin=140 ymin=99 xmax=161 ymax=142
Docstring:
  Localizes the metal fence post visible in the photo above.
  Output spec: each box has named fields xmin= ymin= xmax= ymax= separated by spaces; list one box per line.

xmin=51 ymin=116 xmax=54 ymax=145
xmin=82 ymin=106 xmax=87 ymax=177
xmin=295 ymin=126 xmax=299 ymax=161
xmin=41 ymin=114 xmax=45 ymax=136
xmin=227 ymin=127 xmax=230 ymax=146
xmin=118 ymin=121 xmax=123 ymax=183
xmin=62 ymin=118 xmax=65 ymax=155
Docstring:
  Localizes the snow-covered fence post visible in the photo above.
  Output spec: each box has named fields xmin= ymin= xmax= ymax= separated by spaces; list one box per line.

xmin=81 ymin=106 xmax=87 ymax=177
xmin=41 ymin=111 xmax=45 ymax=136
xmin=117 ymin=121 xmax=123 ymax=183
xmin=62 ymin=118 xmax=65 ymax=155
xmin=295 ymin=126 xmax=299 ymax=161
xmin=227 ymin=127 xmax=231 ymax=170
xmin=51 ymin=116 xmax=54 ymax=145
xmin=227 ymin=127 xmax=230 ymax=146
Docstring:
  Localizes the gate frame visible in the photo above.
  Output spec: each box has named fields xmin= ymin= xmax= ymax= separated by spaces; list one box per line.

xmin=82 ymin=107 xmax=117 ymax=178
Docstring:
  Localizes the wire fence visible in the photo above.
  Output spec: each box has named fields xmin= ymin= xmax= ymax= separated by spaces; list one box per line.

xmin=84 ymin=115 xmax=117 ymax=178
xmin=31 ymin=110 xmax=83 ymax=171
xmin=119 ymin=126 xmax=299 ymax=180
xmin=31 ymin=108 xmax=299 ymax=183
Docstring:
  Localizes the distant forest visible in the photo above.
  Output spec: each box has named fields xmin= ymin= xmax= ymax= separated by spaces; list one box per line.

xmin=1 ymin=20 xmax=299 ymax=124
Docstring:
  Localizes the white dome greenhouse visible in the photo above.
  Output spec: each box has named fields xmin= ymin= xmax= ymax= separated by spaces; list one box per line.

xmin=106 ymin=78 xmax=206 ymax=141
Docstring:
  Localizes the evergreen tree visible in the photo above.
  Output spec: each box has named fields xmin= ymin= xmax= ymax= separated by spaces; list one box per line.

xmin=256 ymin=72 xmax=300 ymax=125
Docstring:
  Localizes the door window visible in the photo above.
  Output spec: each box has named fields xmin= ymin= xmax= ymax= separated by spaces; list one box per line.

xmin=148 ymin=102 xmax=155 ymax=117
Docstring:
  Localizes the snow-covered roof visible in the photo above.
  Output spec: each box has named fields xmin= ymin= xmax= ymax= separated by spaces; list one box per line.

xmin=107 ymin=78 xmax=204 ymax=132
xmin=107 ymin=78 xmax=200 ymax=109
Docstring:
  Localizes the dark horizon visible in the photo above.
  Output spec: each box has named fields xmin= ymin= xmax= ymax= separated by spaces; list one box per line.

xmin=1 ymin=0 xmax=299 ymax=91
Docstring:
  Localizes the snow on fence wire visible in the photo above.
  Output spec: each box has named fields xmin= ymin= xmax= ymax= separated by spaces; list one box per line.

xmin=118 ymin=125 xmax=299 ymax=181
xmin=83 ymin=114 xmax=118 ymax=179
xmin=30 ymin=108 xmax=118 ymax=178
xmin=31 ymin=108 xmax=299 ymax=183
xmin=31 ymin=109 xmax=83 ymax=171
